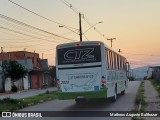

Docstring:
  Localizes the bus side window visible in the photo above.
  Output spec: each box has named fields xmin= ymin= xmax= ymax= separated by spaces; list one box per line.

xmin=115 ymin=54 xmax=118 ymax=70
xmin=105 ymin=49 xmax=108 ymax=69
xmin=106 ymin=49 xmax=110 ymax=69
xmin=111 ymin=51 xmax=114 ymax=69
xmin=117 ymin=56 xmax=120 ymax=70
xmin=113 ymin=53 xmax=116 ymax=70
xmin=112 ymin=52 xmax=115 ymax=69
xmin=120 ymin=57 xmax=123 ymax=70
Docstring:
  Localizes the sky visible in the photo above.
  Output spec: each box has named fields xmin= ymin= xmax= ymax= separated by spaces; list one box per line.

xmin=0 ymin=0 xmax=160 ymax=68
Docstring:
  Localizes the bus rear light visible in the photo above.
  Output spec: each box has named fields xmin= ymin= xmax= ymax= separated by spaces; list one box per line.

xmin=101 ymin=79 xmax=106 ymax=83
xmin=101 ymin=84 xmax=105 ymax=87
xmin=74 ymin=44 xmax=81 ymax=46
xmin=101 ymin=79 xmax=106 ymax=88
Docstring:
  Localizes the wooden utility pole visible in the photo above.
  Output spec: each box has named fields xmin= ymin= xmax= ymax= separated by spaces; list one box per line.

xmin=118 ymin=49 xmax=122 ymax=53
xmin=79 ymin=13 xmax=82 ymax=42
xmin=1 ymin=47 xmax=3 ymax=53
xmin=1 ymin=47 xmax=5 ymax=92
xmin=107 ymin=38 xmax=116 ymax=47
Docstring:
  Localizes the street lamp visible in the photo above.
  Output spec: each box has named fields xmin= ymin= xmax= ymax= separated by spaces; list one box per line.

xmin=59 ymin=21 xmax=103 ymax=42
xmin=58 ymin=25 xmax=79 ymax=35
xmin=83 ymin=21 xmax=103 ymax=34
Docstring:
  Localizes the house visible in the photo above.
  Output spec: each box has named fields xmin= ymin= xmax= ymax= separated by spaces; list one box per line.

xmin=41 ymin=59 xmax=53 ymax=87
xmin=0 ymin=51 xmax=50 ymax=92
xmin=147 ymin=66 xmax=160 ymax=83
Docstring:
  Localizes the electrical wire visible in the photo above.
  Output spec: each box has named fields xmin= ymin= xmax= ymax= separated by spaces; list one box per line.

xmin=60 ymin=0 xmax=80 ymax=14
xmin=0 ymin=20 xmax=72 ymax=43
xmin=59 ymin=0 xmax=108 ymax=40
xmin=0 ymin=14 xmax=77 ymax=42
xmin=122 ymin=52 xmax=160 ymax=57
xmin=8 ymin=0 xmax=78 ymax=31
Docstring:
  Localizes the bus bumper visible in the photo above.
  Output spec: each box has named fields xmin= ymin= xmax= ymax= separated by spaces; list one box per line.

xmin=57 ymin=88 xmax=107 ymax=100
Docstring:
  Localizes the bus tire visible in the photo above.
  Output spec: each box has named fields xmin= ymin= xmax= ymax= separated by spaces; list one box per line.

xmin=75 ymin=98 xmax=86 ymax=104
xmin=121 ymin=82 xmax=126 ymax=95
xmin=121 ymin=90 xmax=125 ymax=95
xmin=111 ymin=87 xmax=117 ymax=102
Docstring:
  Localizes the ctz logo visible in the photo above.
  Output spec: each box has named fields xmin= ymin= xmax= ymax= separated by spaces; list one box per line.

xmin=64 ymin=48 xmax=94 ymax=61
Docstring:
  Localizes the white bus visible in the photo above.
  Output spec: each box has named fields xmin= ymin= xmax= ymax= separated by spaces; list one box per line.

xmin=56 ymin=41 xmax=129 ymax=102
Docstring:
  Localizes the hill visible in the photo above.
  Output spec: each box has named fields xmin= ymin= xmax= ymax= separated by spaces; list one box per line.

xmin=132 ymin=66 xmax=149 ymax=80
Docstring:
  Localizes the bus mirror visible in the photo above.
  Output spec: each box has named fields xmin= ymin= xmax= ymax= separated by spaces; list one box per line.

xmin=126 ymin=62 xmax=130 ymax=76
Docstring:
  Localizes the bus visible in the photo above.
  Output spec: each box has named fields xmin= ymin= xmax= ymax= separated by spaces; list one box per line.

xmin=56 ymin=41 xmax=129 ymax=102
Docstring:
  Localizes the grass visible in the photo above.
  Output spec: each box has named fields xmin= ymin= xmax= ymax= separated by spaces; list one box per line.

xmin=0 ymin=91 xmax=57 ymax=112
xmin=151 ymin=79 xmax=160 ymax=97
xmin=134 ymin=81 xmax=147 ymax=112
xmin=132 ymin=81 xmax=147 ymax=120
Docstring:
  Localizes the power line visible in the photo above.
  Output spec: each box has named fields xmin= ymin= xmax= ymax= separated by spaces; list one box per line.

xmin=3 ymin=41 xmax=47 ymax=48
xmin=0 ymin=19 xmax=70 ymax=44
xmin=8 ymin=0 xmax=95 ymax=42
xmin=122 ymin=52 xmax=160 ymax=57
xmin=83 ymin=34 xmax=89 ymax=41
xmin=0 ymin=25 xmax=61 ymax=44
xmin=7 ymin=0 xmax=77 ymax=30
xmin=0 ymin=19 xmax=53 ymax=40
xmin=0 ymin=17 xmax=78 ymax=43
xmin=0 ymin=14 xmax=77 ymax=42
xmin=0 ymin=37 xmax=44 ymax=43
xmin=0 ymin=29 xmax=55 ymax=45
xmin=60 ymin=0 xmax=79 ymax=14
xmin=83 ymin=16 xmax=108 ymax=39
xmin=59 ymin=0 xmax=108 ymax=41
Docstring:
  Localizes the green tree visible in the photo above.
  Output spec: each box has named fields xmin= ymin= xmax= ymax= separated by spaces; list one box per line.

xmin=3 ymin=60 xmax=28 ymax=90
xmin=48 ymin=66 xmax=56 ymax=86
xmin=1 ymin=60 xmax=10 ymax=92
xmin=48 ymin=66 xmax=56 ymax=79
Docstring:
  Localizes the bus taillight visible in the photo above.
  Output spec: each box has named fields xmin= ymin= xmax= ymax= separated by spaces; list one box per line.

xmin=101 ymin=79 xmax=106 ymax=88
xmin=101 ymin=79 xmax=106 ymax=83
xmin=74 ymin=44 xmax=81 ymax=46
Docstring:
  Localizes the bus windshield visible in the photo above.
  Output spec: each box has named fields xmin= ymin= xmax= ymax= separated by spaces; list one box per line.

xmin=57 ymin=45 xmax=101 ymax=65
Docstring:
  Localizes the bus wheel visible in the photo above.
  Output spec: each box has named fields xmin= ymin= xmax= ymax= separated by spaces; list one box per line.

xmin=75 ymin=98 xmax=86 ymax=103
xmin=121 ymin=83 xmax=126 ymax=95
xmin=121 ymin=90 xmax=125 ymax=95
xmin=111 ymin=88 xmax=117 ymax=102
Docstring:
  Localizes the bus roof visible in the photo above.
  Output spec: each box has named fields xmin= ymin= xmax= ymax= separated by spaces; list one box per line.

xmin=56 ymin=41 xmax=126 ymax=59
xmin=56 ymin=41 xmax=103 ymax=47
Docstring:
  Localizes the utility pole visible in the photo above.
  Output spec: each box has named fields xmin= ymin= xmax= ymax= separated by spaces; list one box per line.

xmin=107 ymin=38 xmax=116 ymax=47
xmin=118 ymin=49 xmax=122 ymax=53
xmin=79 ymin=13 xmax=82 ymax=42
xmin=1 ymin=47 xmax=5 ymax=92
xmin=1 ymin=47 xmax=3 ymax=53
xmin=42 ymin=53 xmax=43 ymax=59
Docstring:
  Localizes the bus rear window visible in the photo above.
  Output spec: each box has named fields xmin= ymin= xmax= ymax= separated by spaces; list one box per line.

xmin=57 ymin=45 xmax=101 ymax=65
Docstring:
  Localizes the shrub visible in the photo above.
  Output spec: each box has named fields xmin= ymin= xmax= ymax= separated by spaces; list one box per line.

xmin=45 ymin=90 xmax=49 ymax=94
xmin=11 ymin=85 xmax=18 ymax=92
xmin=1 ymin=97 xmax=20 ymax=104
